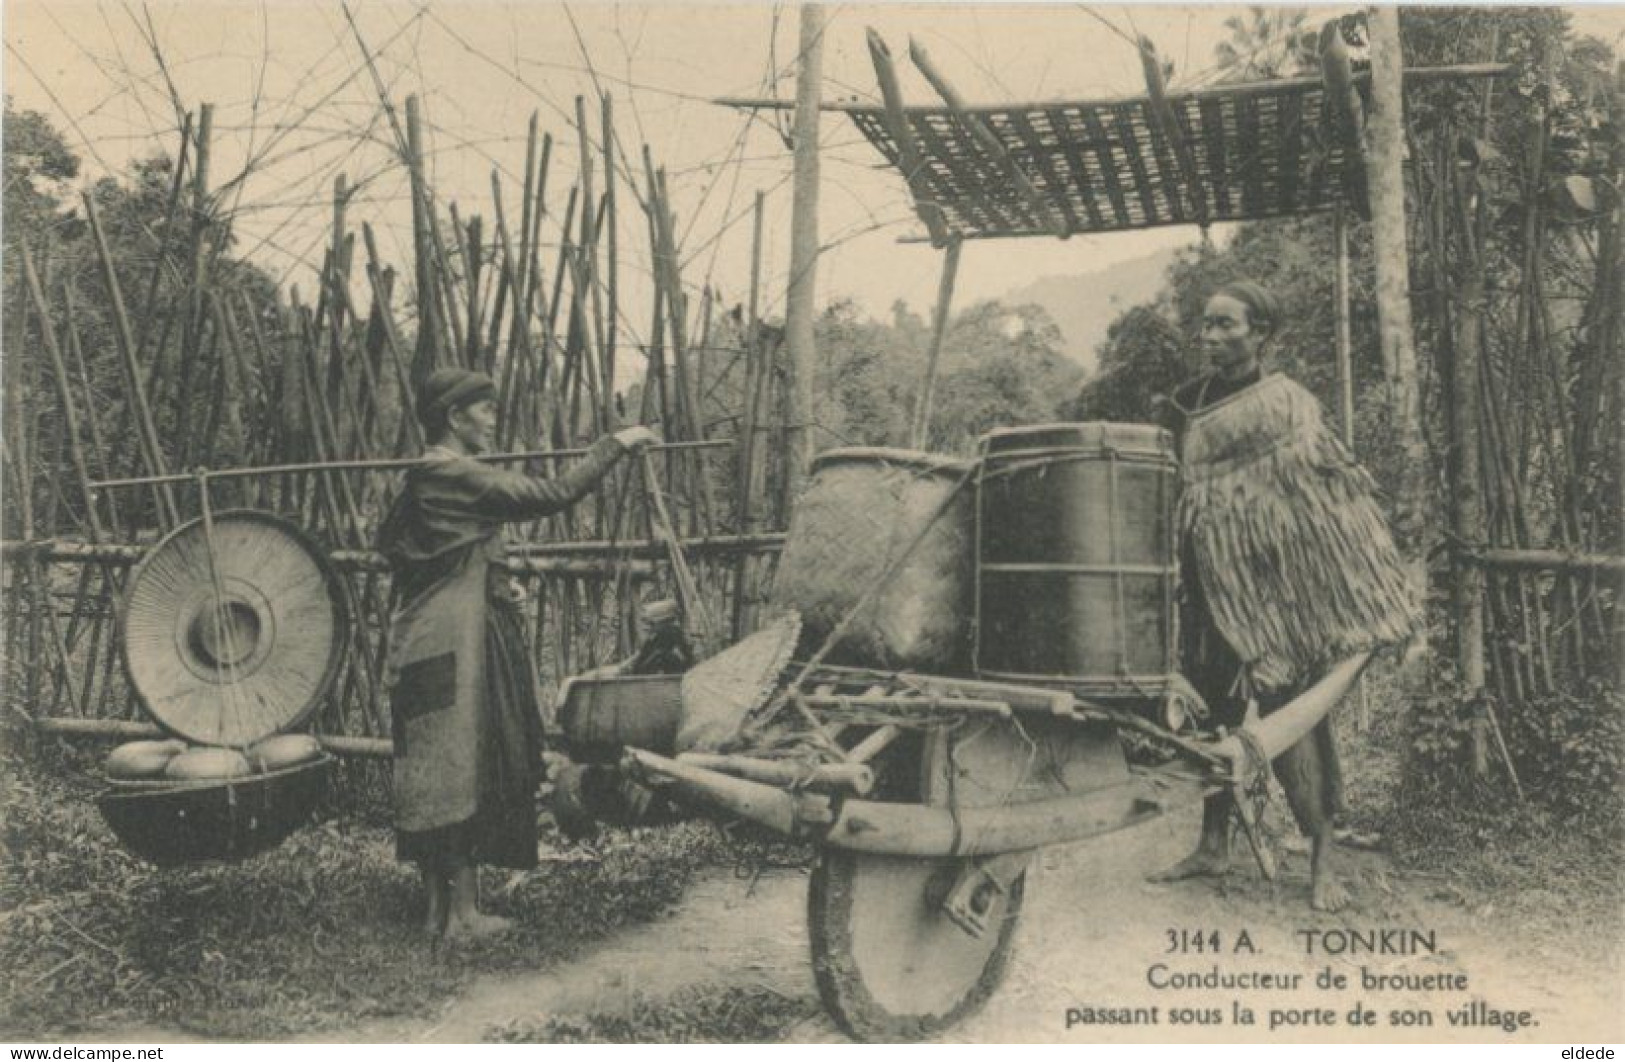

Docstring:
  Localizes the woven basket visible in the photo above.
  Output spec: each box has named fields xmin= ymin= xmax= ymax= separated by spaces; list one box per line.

xmin=97 ymin=756 xmax=331 ymax=866
xmin=768 ymin=448 xmax=973 ymax=670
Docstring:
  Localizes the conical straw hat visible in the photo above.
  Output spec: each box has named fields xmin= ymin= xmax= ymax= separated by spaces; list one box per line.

xmin=122 ymin=510 xmax=349 ymax=747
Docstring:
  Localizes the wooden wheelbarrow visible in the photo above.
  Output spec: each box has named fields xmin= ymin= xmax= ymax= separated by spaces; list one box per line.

xmin=612 ymin=652 xmax=1373 ymax=1042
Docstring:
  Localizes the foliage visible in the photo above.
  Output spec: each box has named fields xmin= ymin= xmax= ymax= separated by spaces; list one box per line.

xmin=810 ymin=296 xmax=1083 ymax=457
xmin=1074 ymin=6 xmax=1621 ymax=810
xmin=1382 ymin=755 xmax=1623 ymax=970
xmin=1060 ymin=306 xmax=1188 ymax=422
xmin=0 ymin=742 xmax=737 ymax=1039
xmin=2 ymin=101 xmax=287 ymax=538
xmin=1211 ymin=6 xmax=1318 ymax=83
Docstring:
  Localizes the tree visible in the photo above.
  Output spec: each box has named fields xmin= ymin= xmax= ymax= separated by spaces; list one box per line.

xmin=2 ymin=103 xmax=287 ymax=536
xmin=1212 ymin=7 xmax=1317 ymax=83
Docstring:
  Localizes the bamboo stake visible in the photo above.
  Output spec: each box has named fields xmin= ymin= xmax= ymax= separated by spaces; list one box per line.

xmin=909 ymin=38 xmax=1068 ymax=239
xmin=20 ymin=245 xmax=102 ymax=543
xmin=63 ymin=293 xmax=124 ymax=539
xmin=172 ymin=103 xmax=215 ymax=474
xmin=405 ymin=95 xmax=440 ymax=378
xmin=362 ymin=223 xmax=424 ymax=451
xmin=83 ymin=192 xmax=179 ymax=527
xmin=602 ymin=93 xmax=619 ymax=398
xmin=909 ymin=238 xmax=962 ymax=449
xmin=123 ymin=112 xmax=192 ymax=472
xmin=783 ymin=4 xmax=825 ymax=508
xmin=866 ymin=29 xmax=949 ymax=245
xmin=639 ymin=449 xmax=717 ymax=648
xmin=731 ymin=190 xmax=769 ymax=638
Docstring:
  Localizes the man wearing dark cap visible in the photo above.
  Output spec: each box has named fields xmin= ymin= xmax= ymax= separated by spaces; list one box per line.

xmin=1150 ymin=281 xmax=1414 ymax=912
xmin=379 ymin=367 xmax=657 ymax=940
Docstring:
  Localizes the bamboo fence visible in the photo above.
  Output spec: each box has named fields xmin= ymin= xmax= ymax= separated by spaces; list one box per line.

xmin=2 ymin=94 xmax=793 ymax=752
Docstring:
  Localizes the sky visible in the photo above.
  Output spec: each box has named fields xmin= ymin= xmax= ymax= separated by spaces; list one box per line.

xmin=5 ymin=2 xmax=1624 ymax=361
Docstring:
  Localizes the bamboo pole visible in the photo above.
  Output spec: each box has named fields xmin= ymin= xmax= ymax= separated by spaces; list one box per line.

xmin=865 ymin=29 xmax=949 ymax=246
xmin=172 ymin=103 xmax=215 ymax=474
xmin=602 ymin=94 xmax=619 ymax=397
xmin=1334 ymin=204 xmax=1355 ymax=446
xmin=909 ymin=238 xmax=962 ymax=450
xmin=784 ymin=3 xmax=825 ymax=506
xmin=713 ymin=64 xmax=1513 ymax=114
xmin=406 ymin=94 xmax=439 ymax=379
xmin=83 ymin=192 xmax=180 ymax=528
xmin=362 ymin=223 xmax=424 ymax=452
xmin=63 ymin=292 xmax=124 ymax=538
xmin=909 ymin=38 xmax=1069 ymax=239
xmin=1363 ymin=5 xmax=1430 ymax=608
xmin=20 ymin=245 xmax=102 ymax=543
xmin=1139 ymin=36 xmax=1208 ymax=228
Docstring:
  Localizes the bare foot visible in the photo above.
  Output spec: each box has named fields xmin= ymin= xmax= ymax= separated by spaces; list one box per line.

xmin=444 ymin=911 xmax=514 ymax=943
xmin=1147 ymin=847 xmax=1230 ymax=883
xmin=1311 ymin=871 xmax=1351 ymax=912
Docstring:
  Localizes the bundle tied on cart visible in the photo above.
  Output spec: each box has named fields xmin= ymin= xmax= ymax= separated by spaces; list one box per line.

xmin=1179 ymin=374 xmax=1419 ymax=693
xmin=767 ymin=448 xmax=975 ymax=671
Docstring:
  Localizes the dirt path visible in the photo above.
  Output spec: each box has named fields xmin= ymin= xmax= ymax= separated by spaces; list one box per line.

xmin=93 ymin=804 xmax=1621 ymax=1044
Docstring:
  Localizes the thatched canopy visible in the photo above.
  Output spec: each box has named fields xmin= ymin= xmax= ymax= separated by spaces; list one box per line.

xmin=719 ymin=64 xmax=1506 ymax=240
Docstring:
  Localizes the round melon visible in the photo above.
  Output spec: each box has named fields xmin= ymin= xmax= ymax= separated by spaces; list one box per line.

xmin=164 ymin=747 xmax=252 ymax=781
xmin=104 ymin=739 xmax=187 ymax=780
xmin=247 ymin=734 xmax=322 ymax=772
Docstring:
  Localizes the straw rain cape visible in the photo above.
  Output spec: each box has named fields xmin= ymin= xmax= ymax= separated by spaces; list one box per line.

xmin=1179 ymin=374 xmax=1418 ymax=692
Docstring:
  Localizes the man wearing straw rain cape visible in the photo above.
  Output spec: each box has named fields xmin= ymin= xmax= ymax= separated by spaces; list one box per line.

xmin=1149 ymin=281 xmax=1417 ymax=912
xmin=379 ymin=367 xmax=657 ymax=940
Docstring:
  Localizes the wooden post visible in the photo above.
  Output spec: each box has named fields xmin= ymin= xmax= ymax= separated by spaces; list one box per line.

xmin=866 ymin=29 xmax=949 ymax=246
xmin=733 ymin=191 xmax=773 ymax=639
xmin=1332 ymin=203 xmax=1372 ymax=731
xmin=910 ymin=38 xmax=1068 ymax=239
xmin=84 ymin=193 xmax=179 ymax=527
xmin=406 ymin=95 xmax=439 ymax=380
xmin=1334 ymin=204 xmax=1355 ymax=447
xmin=1363 ymin=6 xmax=1430 ymax=605
xmin=1139 ymin=37 xmax=1208 ymax=228
xmin=20 ymin=246 xmax=102 ymax=542
xmin=909 ymin=238 xmax=961 ymax=450
xmin=1455 ymin=265 xmax=1491 ymax=777
xmin=1320 ymin=23 xmax=1370 ymax=217
xmin=784 ymin=2 xmax=824 ymax=507
xmin=602 ymin=93 xmax=619 ymax=398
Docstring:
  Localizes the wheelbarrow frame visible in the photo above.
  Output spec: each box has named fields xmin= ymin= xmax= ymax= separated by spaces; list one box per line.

xmin=624 ymin=651 xmax=1373 ymax=858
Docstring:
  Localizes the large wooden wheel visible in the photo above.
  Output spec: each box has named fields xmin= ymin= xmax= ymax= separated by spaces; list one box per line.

xmin=808 ymin=722 xmax=1036 ymax=1042
xmin=809 ymin=845 xmax=1025 ymax=1042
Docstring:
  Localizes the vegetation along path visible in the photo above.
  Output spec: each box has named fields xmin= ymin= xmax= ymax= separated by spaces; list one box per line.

xmin=73 ymin=801 xmax=1621 ymax=1045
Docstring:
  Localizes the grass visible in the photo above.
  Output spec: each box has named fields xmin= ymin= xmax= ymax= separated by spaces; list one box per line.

xmin=1330 ymin=660 xmax=1624 ymax=969
xmin=485 ymin=984 xmax=820 ymax=1043
xmin=0 ymin=734 xmax=741 ymax=1040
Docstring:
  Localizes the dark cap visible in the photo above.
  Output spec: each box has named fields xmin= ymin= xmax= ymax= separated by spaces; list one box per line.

xmin=417 ymin=368 xmax=497 ymax=431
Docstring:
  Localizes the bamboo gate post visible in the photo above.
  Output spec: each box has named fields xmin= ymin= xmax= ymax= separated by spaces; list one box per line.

xmin=783 ymin=2 xmax=824 ymax=508
xmin=1363 ymin=5 xmax=1431 ymax=611
xmin=1330 ymin=204 xmax=1374 ymax=732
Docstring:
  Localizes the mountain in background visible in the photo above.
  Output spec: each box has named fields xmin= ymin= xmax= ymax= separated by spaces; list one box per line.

xmin=1004 ymin=246 xmax=1184 ymax=374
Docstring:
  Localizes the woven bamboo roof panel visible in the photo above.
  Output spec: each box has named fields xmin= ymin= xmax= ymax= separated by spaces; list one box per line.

xmin=846 ymin=81 xmax=1358 ymax=239
xmin=807 ymin=65 xmax=1506 ymax=241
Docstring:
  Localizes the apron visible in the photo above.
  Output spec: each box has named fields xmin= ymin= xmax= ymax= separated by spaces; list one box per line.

xmin=387 ymin=535 xmax=500 ymax=833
